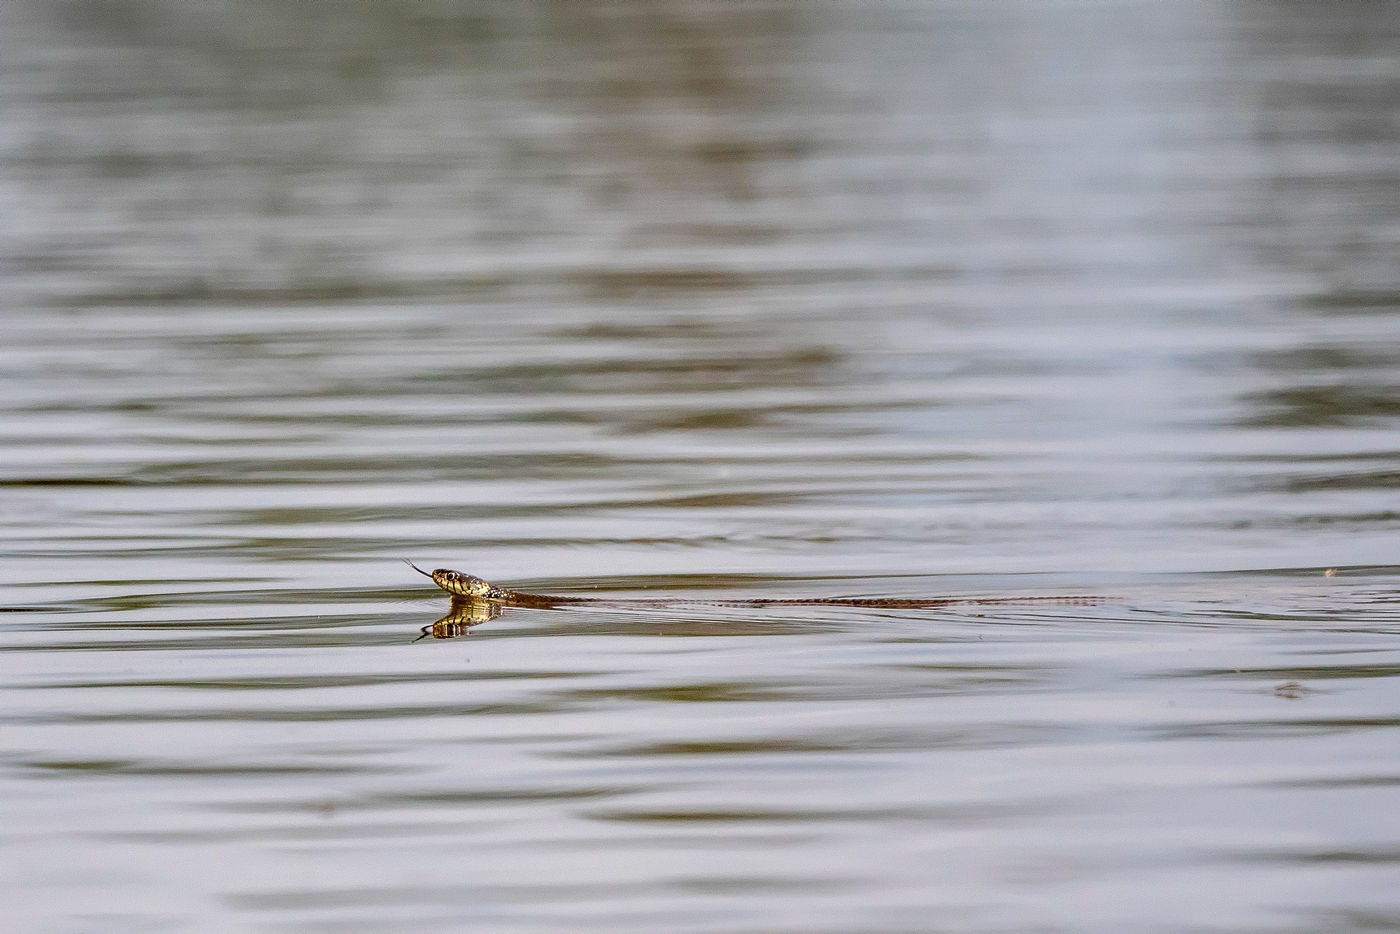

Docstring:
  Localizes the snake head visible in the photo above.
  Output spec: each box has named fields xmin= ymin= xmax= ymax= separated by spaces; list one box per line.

xmin=428 ymin=569 xmax=489 ymax=597
xmin=405 ymin=561 xmax=497 ymax=598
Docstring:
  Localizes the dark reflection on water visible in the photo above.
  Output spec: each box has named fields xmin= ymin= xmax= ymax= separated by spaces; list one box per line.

xmin=4 ymin=0 xmax=1400 ymax=932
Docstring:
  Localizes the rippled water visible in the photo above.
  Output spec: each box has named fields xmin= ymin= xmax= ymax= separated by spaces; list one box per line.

xmin=4 ymin=2 xmax=1400 ymax=932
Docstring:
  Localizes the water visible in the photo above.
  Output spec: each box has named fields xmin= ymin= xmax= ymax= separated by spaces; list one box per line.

xmin=3 ymin=2 xmax=1399 ymax=932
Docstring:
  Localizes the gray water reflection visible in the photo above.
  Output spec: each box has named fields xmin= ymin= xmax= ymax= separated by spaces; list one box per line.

xmin=4 ymin=1 xmax=1400 ymax=933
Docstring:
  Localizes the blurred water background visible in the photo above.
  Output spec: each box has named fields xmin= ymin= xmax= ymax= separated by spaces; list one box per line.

xmin=3 ymin=2 xmax=1399 ymax=932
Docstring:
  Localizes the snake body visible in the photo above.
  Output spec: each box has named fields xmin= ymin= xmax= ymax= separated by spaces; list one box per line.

xmin=407 ymin=563 xmax=1107 ymax=610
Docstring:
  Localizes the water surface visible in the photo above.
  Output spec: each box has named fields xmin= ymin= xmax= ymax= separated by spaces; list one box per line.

xmin=3 ymin=2 xmax=1399 ymax=932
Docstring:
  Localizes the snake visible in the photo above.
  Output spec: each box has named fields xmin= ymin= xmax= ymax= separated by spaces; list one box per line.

xmin=406 ymin=561 xmax=1107 ymax=611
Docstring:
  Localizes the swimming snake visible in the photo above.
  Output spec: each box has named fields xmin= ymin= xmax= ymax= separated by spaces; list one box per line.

xmin=406 ymin=561 xmax=1106 ymax=611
